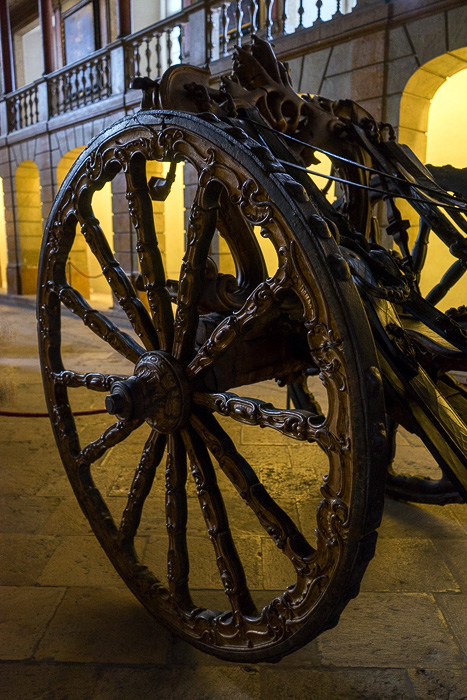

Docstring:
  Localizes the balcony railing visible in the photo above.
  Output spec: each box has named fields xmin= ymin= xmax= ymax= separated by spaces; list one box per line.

xmin=48 ymin=50 xmax=112 ymax=118
xmin=6 ymin=84 xmax=39 ymax=132
xmin=124 ymin=20 xmax=185 ymax=86
xmin=1 ymin=0 xmax=359 ymax=135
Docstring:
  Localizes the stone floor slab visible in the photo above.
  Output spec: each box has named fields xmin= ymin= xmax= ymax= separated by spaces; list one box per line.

xmin=317 ymin=593 xmax=465 ymax=668
xmin=40 ymin=497 xmax=93 ymax=536
xmin=360 ymin=538 xmax=459 ymax=592
xmin=94 ymin=665 xmax=261 ymax=700
xmin=0 ymin=534 xmax=60 ymax=585
xmin=408 ymin=668 xmax=467 ymax=700
xmin=37 ymin=535 xmax=145 ymax=587
xmin=144 ymin=534 xmax=263 ymax=590
xmin=378 ymin=500 xmax=467 ymax=540
xmin=0 ymin=495 xmax=61 ymax=534
xmin=259 ymin=667 xmax=414 ymax=700
xmin=436 ymin=593 xmax=467 ymax=656
xmin=35 ymin=587 xmax=169 ymax=664
xmin=0 ymin=587 xmax=66 ymax=659
xmin=0 ymin=661 xmax=100 ymax=700
xmin=433 ymin=539 xmax=467 ymax=590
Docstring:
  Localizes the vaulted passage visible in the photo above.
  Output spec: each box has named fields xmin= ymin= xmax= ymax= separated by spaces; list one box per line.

xmin=15 ymin=161 xmax=42 ymax=295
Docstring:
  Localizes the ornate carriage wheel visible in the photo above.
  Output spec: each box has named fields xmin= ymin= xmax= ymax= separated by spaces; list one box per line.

xmin=37 ymin=110 xmax=388 ymax=662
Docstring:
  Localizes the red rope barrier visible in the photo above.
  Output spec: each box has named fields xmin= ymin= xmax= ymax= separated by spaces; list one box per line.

xmin=0 ymin=409 xmax=109 ymax=417
xmin=68 ymin=260 xmax=104 ymax=280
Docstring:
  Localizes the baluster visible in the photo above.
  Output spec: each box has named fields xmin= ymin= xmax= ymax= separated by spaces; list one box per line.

xmin=48 ymin=79 xmax=54 ymax=118
xmin=54 ymin=76 xmax=59 ymax=114
xmin=155 ymin=33 xmax=162 ymax=76
xmin=22 ymin=94 xmax=27 ymax=127
xmin=316 ymin=0 xmax=323 ymax=21
xmin=60 ymin=74 xmax=67 ymax=114
xmin=19 ymin=96 xmax=25 ymax=128
xmin=335 ymin=0 xmax=342 ymax=15
xmin=134 ymin=40 xmax=141 ymax=79
xmin=264 ymin=0 xmax=274 ymax=40
xmin=145 ymin=36 xmax=152 ymax=78
xmin=7 ymin=100 xmax=14 ymax=132
xmin=72 ymin=67 xmax=79 ymax=107
xmin=297 ymin=0 xmax=305 ymax=28
xmin=166 ymin=28 xmax=173 ymax=68
xmin=234 ymin=0 xmax=243 ymax=45
xmin=280 ymin=0 xmax=287 ymax=33
xmin=221 ymin=2 xmax=230 ymax=56
xmin=206 ymin=8 xmax=214 ymax=64
xmin=52 ymin=77 xmax=59 ymax=116
xmin=89 ymin=60 xmax=96 ymax=101
xmin=23 ymin=93 xmax=28 ymax=127
xmin=34 ymin=88 xmax=39 ymax=124
xmin=104 ymin=55 xmax=111 ymax=95
xmin=249 ymin=0 xmax=259 ymax=33
xmin=28 ymin=90 xmax=34 ymax=125
xmin=81 ymin=65 xmax=88 ymax=105
xmin=15 ymin=99 xmax=20 ymax=130
xmin=177 ymin=23 xmax=183 ymax=64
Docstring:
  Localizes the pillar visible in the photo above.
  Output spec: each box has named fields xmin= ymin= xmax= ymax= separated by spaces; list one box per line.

xmin=0 ymin=2 xmax=15 ymax=93
xmin=39 ymin=0 xmax=55 ymax=75
xmin=117 ymin=0 xmax=131 ymax=38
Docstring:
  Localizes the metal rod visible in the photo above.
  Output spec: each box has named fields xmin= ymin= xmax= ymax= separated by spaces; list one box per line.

xmin=277 ymin=159 xmax=467 ymax=211
xmin=242 ymin=117 xmax=467 ymax=208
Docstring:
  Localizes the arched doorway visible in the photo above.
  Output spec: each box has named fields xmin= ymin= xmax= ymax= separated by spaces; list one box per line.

xmin=420 ymin=68 xmax=467 ymax=309
xmin=15 ymin=161 xmax=42 ymax=295
xmin=399 ymin=53 xmax=467 ymax=311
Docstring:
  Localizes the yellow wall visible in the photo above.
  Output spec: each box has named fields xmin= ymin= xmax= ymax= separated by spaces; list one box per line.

xmin=16 ymin=161 xmax=43 ymax=295
xmin=57 ymin=148 xmax=114 ymax=306
xmin=419 ymin=68 xmax=467 ymax=309
xmin=0 ymin=179 xmax=7 ymax=291
xmin=426 ymin=69 xmax=467 ymax=169
xmin=163 ymin=162 xmax=185 ymax=281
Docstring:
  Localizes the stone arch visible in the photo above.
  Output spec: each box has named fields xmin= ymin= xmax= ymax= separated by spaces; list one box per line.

xmin=395 ymin=52 xmax=467 ymax=311
xmin=404 ymin=65 xmax=467 ymax=311
xmin=398 ymin=49 xmax=467 ymax=162
xmin=15 ymin=160 xmax=43 ymax=295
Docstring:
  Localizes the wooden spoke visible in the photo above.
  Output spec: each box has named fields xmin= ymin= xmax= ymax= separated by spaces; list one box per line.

xmin=120 ymin=431 xmax=167 ymax=543
xmin=57 ymin=284 xmax=144 ymax=363
xmin=172 ymin=185 xmax=219 ymax=362
xmin=51 ymin=370 xmax=128 ymax=391
xmin=186 ymin=271 xmax=288 ymax=381
xmin=78 ymin=215 xmax=160 ymax=350
xmin=126 ymin=158 xmax=174 ymax=350
xmin=165 ymin=433 xmax=193 ymax=608
xmin=78 ymin=418 xmax=144 ymax=466
xmin=181 ymin=425 xmax=257 ymax=617
xmin=191 ymin=410 xmax=315 ymax=571
xmin=193 ymin=391 xmax=339 ymax=449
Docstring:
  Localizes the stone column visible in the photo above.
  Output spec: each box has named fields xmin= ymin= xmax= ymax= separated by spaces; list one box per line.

xmin=39 ymin=0 xmax=55 ymax=75
xmin=117 ymin=0 xmax=132 ymax=38
xmin=0 ymin=2 xmax=15 ymax=93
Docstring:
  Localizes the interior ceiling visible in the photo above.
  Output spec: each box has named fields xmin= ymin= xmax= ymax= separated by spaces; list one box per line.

xmin=8 ymin=1 xmax=49 ymax=30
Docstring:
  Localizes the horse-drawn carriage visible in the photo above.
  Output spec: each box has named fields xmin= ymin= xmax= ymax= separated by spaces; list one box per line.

xmin=37 ymin=37 xmax=467 ymax=662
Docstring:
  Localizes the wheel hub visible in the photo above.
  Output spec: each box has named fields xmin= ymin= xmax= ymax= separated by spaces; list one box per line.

xmin=105 ymin=351 xmax=190 ymax=432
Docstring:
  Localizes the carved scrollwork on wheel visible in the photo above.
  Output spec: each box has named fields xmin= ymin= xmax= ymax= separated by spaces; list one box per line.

xmin=38 ymin=108 xmax=388 ymax=663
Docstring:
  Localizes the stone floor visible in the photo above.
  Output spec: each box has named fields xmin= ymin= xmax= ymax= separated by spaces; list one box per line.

xmin=1 ymin=297 xmax=467 ymax=700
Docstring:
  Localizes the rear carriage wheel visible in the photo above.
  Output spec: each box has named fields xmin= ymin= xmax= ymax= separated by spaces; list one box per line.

xmin=38 ymin=110 xmax=388 ymax=661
